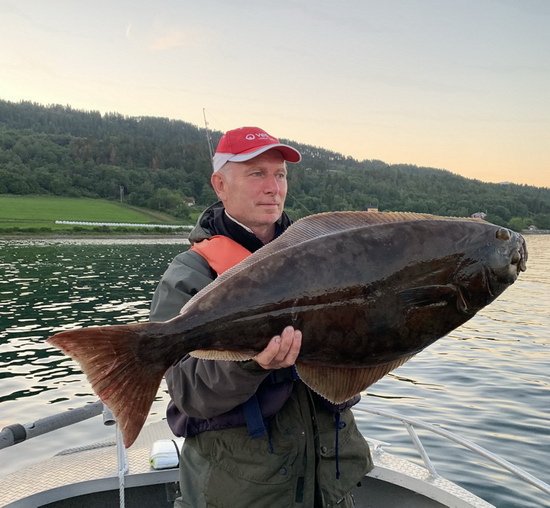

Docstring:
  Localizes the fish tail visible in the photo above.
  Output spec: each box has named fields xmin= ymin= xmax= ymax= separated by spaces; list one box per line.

xmin=48 ymin=322 xmax=167 ymax=448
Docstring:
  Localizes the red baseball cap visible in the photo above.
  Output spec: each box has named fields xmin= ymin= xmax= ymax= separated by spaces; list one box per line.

xmin=212 ymin=126 xmax=301 ymax=172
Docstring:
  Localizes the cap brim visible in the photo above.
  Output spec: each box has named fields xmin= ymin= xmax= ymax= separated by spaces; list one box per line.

xmin=213 ymin=143 xmax=301 ymax=172
xmin=229 ymin=144 xmax=301 ymax=164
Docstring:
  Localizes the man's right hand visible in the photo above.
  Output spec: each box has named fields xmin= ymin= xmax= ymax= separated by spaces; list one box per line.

xmin=253 ymin=326 xmax=302 ymax=370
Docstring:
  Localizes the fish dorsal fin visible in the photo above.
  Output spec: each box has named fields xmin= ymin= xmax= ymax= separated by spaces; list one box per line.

xmin=295 ymin=354 xmax=413 ymax=404
xmin=189 ymin=349 xmax=253 ymax=361
xmin=292 ymin=210 xmax=437 ymax=239
xmin=255 ymin=211 xmax=439 ymax=255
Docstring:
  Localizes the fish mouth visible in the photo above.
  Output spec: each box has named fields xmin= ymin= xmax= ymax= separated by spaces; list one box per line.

xmin=482 ymin=228 xmax=528 ymax=299
xmin=516 ymin=233 xmax=528 ymax=272
xmin=441 ymin=229 xmax=527 ymax=314
xmin=494 ymin=229 xmax=528 ymax=280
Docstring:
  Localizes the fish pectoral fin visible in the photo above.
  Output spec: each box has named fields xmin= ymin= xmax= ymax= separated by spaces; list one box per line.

xmin=295 ymin=355 xmax=413 ymax=404
xmin=399 ymin=285 xmax=458 ymax=307
xmin=190 ymin=349 xmax=254 ymax=361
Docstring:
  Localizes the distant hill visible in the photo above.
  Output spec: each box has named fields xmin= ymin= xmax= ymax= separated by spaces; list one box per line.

xmin=0 ymin=98 xmax=548 ymax=230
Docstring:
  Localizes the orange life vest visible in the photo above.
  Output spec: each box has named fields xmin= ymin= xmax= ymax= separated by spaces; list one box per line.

xmin=190 ymin=235 xmax=252 ymax=275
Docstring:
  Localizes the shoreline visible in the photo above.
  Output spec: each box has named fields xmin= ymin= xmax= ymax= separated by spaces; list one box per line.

xmin=0 ymin=232 xmax=190 ymax=241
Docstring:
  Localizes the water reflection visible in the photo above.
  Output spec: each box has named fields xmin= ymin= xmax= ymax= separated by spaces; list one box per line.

xmin=1 ymin=241 xmax=186 ymax=408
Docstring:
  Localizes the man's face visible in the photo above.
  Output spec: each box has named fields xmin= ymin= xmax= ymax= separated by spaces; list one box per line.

xmin=211 ymin=150 xmax=288 ymax=230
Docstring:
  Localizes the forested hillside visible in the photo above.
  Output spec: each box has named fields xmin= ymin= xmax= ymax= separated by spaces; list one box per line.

xmin=0 ymin=99 xmax=549 ymax=230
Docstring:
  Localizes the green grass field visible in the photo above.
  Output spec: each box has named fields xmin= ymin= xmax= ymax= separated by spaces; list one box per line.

xmin=0 ymin=195 xmax=186 ymax=234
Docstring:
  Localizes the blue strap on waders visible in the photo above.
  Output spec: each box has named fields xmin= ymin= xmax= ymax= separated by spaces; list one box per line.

xmin=243 ymin=394 xmax=267 ymax=439
xmin=243 ymin=394 xmax=274 ymax=453
xmin=243 ymin=369 xmax=296 ymax=438
xmin=243 ymin=369 xmax=298 ymax=452
xmin=335 ymin=412 xmax=342 ymax=479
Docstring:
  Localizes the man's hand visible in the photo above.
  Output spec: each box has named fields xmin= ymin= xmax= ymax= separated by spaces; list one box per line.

xmin=253 ymin=326 xmax=302 ymax=370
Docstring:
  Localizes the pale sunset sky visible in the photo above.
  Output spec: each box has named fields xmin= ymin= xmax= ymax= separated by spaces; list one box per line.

xmin=1 ymin=0 xmax=549 ymax=188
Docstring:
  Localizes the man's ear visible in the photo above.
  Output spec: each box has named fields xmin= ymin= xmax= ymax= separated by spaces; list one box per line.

xmin=211 ymin=172 xmax=225 ymax=199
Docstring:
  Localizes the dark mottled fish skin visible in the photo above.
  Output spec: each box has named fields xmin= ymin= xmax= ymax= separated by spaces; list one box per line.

xmin=47 ymin=211 xmax=527 ymax=447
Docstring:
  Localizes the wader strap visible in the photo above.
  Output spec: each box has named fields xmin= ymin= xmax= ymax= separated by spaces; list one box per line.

xmin=242 ymin=394 xmax=267 ymax=439
xmin=334 ymin=413 xmax=341 ymax=479
xmin=190 ymin=236 xmax=252 ymax=276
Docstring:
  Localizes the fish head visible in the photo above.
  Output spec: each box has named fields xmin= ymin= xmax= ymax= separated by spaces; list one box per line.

xmin=488 ymin=227 xmax=528 ymax=281
xmin=454 ymin=226 xmax=527 ymax=313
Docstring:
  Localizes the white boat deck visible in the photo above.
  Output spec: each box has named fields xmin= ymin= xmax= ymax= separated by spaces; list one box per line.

xmin=0 ymin=420 xmax=494 ymax=508
xmin=0 ymin=422 xmax=174 ymax=507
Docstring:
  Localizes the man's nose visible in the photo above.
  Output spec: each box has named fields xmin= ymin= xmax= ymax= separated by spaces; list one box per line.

xmin=263 ymin=175 xmax=280 ymax=194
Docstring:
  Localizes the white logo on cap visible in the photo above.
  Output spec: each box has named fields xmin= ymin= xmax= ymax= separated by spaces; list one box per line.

xmin=245 ymin=132 xmax=273 ymax=141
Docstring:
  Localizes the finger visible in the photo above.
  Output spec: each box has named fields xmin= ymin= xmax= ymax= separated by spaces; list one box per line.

xmin=274 ymin=326 xmax=296 ymax=360
xmin=253 ymin=335 xmax=282 ymax=368
xmin=284 ymin=329 xmax=302 ymax=363
xmin=276 ymin=329 xmax=301 ymax=367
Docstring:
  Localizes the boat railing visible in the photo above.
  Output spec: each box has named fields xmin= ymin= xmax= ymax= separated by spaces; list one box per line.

xmin=2 ymin=401 xmax=549 ymax=498
xmin=353 ymin=406 xmax=550 ymax=497
xmin=0 ymin=400 xmax=106 ymax=450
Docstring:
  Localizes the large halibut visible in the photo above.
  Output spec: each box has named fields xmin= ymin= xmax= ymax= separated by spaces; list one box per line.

xmin=48 ymin=211 xmax=527 ymax=446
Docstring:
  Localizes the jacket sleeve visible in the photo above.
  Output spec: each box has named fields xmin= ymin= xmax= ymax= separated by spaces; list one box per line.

xmin=166 ymin=358 xmax=270 ymax=419
xmin=150 ymin=248 xmax=271 ymax=419
xmin=149 ymin=250 xmax=215 ymax=322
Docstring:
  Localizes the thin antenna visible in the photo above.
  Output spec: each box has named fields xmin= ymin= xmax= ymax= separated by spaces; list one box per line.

xmin=203 ymin=108 xmax=214 ymax=162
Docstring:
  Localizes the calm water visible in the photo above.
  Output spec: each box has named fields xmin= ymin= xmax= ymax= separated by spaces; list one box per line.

xmin=0 ymin=235 xmax=548 ymax=508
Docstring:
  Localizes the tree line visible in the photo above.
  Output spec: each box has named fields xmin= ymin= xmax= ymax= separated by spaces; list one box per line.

xmin=0 ymin=99 xmax=549 ymax=230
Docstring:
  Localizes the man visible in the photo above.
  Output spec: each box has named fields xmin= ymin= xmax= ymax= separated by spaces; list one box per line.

xmin=150 ymin=126 xmax=372 ymax=507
